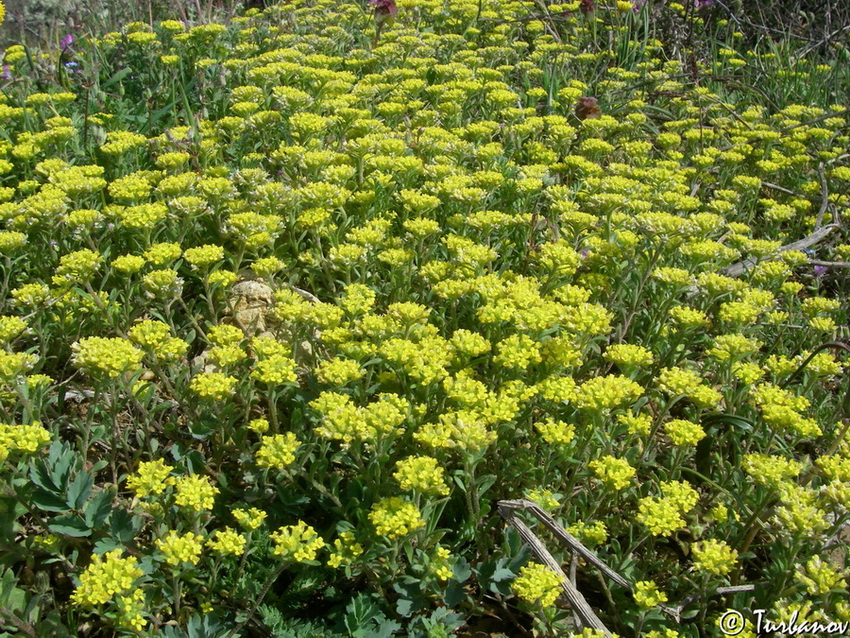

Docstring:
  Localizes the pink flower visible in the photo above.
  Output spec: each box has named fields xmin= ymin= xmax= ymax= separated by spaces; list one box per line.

xmin=370 ymin=0 xmax=398 ymax=20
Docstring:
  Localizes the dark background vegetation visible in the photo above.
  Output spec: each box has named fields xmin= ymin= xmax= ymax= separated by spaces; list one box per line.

xmin=1 ymin=0 xmax=849 ymax=53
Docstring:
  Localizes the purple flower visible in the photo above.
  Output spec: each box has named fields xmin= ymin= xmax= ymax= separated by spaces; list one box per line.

xmin=61 ymin=34 xmax=75 ymax=51
xmin=814 ymin=265 xmax=828 ymax=277
xmin=1 ymin=66 xmax=11 ymax=82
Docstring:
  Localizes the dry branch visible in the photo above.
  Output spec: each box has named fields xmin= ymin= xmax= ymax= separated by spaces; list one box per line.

xmin=720 ymin=223 xmax=840 ymax=278
xmin=809 ymin=259 xmax=850 ymax=269
xmin=498 ymin=499 xmax=613 ymax=636
xmin=498 ymin=499 xmax=760 ymax=629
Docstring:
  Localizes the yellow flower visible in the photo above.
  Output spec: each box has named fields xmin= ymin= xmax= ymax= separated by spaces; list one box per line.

xmin=637 ymin=497 xmax=686 ymax=537
xmin=664 ymin=419 xmax=706 ymax=447
xmin=327 ymin=531 xmax=363 ymax=569
xmin=0 ymin=422 xmax=51 ymax=454
xmin=252 ymin=354 xmax=297 ymax=385
xmin=125 ymin=459 xmax=174 ymax=498
xmin=604 ymin=344 xmax=654 ymax=368
xmin=190 ymin=372 xmax=237 ymax=400
xmin=71 ymin=550 xmax=143 ymax=607
xmin=173 ymin=474 xmax=218 ymax=511
xmin=393 ymin=456 xmax=450 ymax=496
xmin=535 ymin=418 xmax=575 ymax=446
xmin=156 ymin=530 xmax=204 ymax=566
xmin=72 ymin=337 xmax=143 ymax=379
xmin=430 ymin=546 xmax=454 ymax=581
xmin=368 ymin=497 xmax=425 ymax=539
xmin=512 ymin=564 xmax=562 ymax=607
xmin=233 ymin=507 xmax=266 ymax=531
xmin=692 ymin=539 xmax=738 ymax=576
xmin=270 ymin=521 xmax=325 ymax=562
xmin=634 ymin=580 xmax=668 ymax=609
xmin=568 ymin=521 xmax=608 ymax=548
xmin=589 ymin=456 xmax=636 ymax=490
xmin=575 ymin=375 xmax=643 ymax=411
xmin=206 ymin=528 xmax=247 ymax=556
xmin=256 ymin=432 xmax=300 ymax=469
xmin=116 ymin=589 xmax=147 ymax=632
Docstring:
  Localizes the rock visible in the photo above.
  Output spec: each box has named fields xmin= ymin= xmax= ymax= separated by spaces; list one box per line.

xmin=227 ymin=280 xmax=276 ymax=338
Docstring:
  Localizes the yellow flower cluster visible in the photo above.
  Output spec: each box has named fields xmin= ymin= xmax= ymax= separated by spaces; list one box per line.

xmin=749 ymin=383 xmax=821 ymax=437
xmin=795 ymin=556 xmax=847 ymax=596
xmin=368 ymin=497 xmax=425 ymax=539
xmin=233 ymin=507 xmax=266 ymax=531
xmin=0 ymin=422 xmax=50 ymax=456
xmin=743 ymin=453 xmax=803 ymax=488
xmin=311 ymin=392 xmax=409 ymax=443
xmin=125 ymin=459 xmax=175 ymax=498
xmin=393 ymin=455 xmax=450 ymax=496
xmin=589 ymin=456 xmax=636 ymax=490
xmin=567 ymin=521 xmax=608 ymax=548
xmin=156 ymin=530 xmax=204 ymax=566
xmin=574 ymin=375 xmax=643 ymax=411
xmin=206 ymin=528 xmax=247 ymax=556
xmin=634 ymin=580 xmax=668 ymax=609
xmin=72 ymin=337 xmax=144 ymax=379
xmin=429 ymin=546 xmax=454 ymax=581
xmin=656 ymin=366 xmax=722 ymax=408
xmin=251 ymin=354 xmax=298 ymax=385
xmin=270 ymin=521 xmax=325 ymax=562
xmin=637 ymin=483 xmax=699 ymax=538
xmin=691 ymin=539 xmax=738 ymax=576
xmin=664 ymin=419 xmax=706 ymax=447
xmin=189 ymin=372 xmax=238 ymax=400
xmin=327 ymin=530 xmax=364 ymax=569
xmin=173 ymin=474 xmax=219 ymax=511
xmin=512 ymin=563 xmax=562 ymax=607
xmin=256 ymin=432 xmax=300 ymax=469
xmin=535 ymin=418 xmax=575 ymax=446
xmin=604 ymin=343 xmax=654 ymax=368
xmin=70 ymin=550 xmax=143 ymax=607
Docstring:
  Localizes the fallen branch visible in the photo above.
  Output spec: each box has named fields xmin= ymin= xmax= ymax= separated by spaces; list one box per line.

xmin=815 ymin=163 xmax=831 ymax=229
xmin=809 ymin=259 xmax=850 ymax=269
xmin=720 ymin=223 xmax=840 ymax=278
xmin=498 ymin=499 xmax=615 ymax=636
xmin=498 ymin=499 xmax=761 ymax=628
xmin=662 ymin=585 xmax=757 ymax=624
xmin=499 ymin=499 xmax=630 ymax=588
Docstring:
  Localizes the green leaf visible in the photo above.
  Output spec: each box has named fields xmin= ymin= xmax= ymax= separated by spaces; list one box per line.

xmin=393 ymin=578 xmax=425 ymax=618
xmin=475 ymin=474 xmax=497 ymax=495
xmin=108 ymin=508 xmax=140 ymax=543
xmin=452 ymin=557 xmax=472 ymax=583
xmin=34 ymin=611 xmax=73 ymax=638
xmin=66 ymin=471 xmax=93 ymax=510
xmin=102 ymin=67 xmax=132 ymax=89
xmin=0 ymin=569 xmax=26 ymax=612
xmin=92 ymin=538 xmax=122 ymax=554
xmin=49 ymin=513 xmax=91 ymax=538
xmin=344 ymin=594 xmax=384 ymax=636
xmin=452 ymin=475 xmax=467 ymax=493
xmin=490 ymin=567 xmax=515 ymax=582
xmin=30 ymin=490 xmax=70 ymax=513
xmin=443 ymin=580 xmax=466 ymax=608
xmin=84 ymin=488 xmax=114 ymax=529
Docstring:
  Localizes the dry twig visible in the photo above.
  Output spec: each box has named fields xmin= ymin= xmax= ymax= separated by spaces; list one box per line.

xmin=498 ymin=499 xmax=760 ymax=629
xmin=720 ymin=223 xmax=840 ymax=278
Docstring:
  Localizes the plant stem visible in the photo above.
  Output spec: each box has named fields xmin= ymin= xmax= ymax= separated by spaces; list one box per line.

xmin=224 ymin=562 xmax=287 ymax=638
